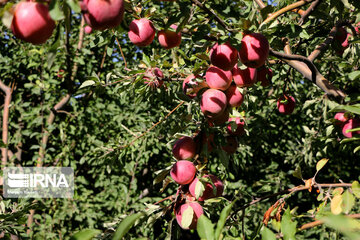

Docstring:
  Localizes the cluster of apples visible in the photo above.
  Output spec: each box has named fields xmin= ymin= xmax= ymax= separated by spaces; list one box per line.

xmin=128 ymin=18 xmax=182 ymax=49
xmin=170 ymin=137 xmax=224 ymax=229
xmin=332 ymin=23 xmax=360 ymax=56
xmin=334 ymin=112 xmax=360 ymax=138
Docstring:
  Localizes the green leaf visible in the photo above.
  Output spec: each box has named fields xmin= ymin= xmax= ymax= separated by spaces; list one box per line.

xmin=181 ymin=206 xmax=194 ymax=229
xmin=331 ymin=194 xmax=343 ymax=215
xmin=261 ymin=227 xmax=276 ymax=240
xmin=112 ymin=212 xmax=146 ymax=240
xmin=281 ymin=208 xmax=297 ymax=240
xmin=352 ymin=181 xmax=360 ymax=198
xmin=153 ymin=168 xmax=170 ymax=185
xmin=292 ymin=166 xmax=302 ymax=180
xmin=80 ymin=80 xmax=96 ymax=89
xmin=197 ymin=215 xmax=215 ymax=240
xmin=195 ymin=180 xmax=205 ymax=199
xmin=70 ymin=229 xmax=101 ymax=240
xmin=316 ymin=158 xmax=328 ymax=172
xmin=49 ymin=0 xmax=65 ymax=21
xmin=66 ymin=0 xmax=81 ymax=13
xmin=214 ymin=202 xmax=234 ymax=240
xmin=321 ymin=214 xmax=360 ymax=240
xmin=349 ymin=71 xmax=360 ymax=81
xmin=341 ymin=190 xmax=355 ymax=214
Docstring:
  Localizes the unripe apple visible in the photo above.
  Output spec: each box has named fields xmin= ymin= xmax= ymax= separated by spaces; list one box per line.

xmin=222 ymin=136 xmax=238 ymax=154
xmin=200 ymin=89 xmax=228 ymax=118
xmin=334 ymin=112 xmax=348 ymax=126
xmin=277 ymin=95 xmax=296 ymax=115
xmin=342 ymin=119 xmax=360 ymax=138
xmin=84 ymin=26 xmax=93 ymax=34
xmin=232 ymin=65 xmax=257 ymax=87
xmin=170 ymin=160 xmax=196 ymax=185
xmin=175 ymin=201 xmax=204 ymax=229
xmin=158 ymin=24 xmax=181 ymax=49
xmin=209 ymin=42 xmax=238 ymax=71
xmin=182 ymin=74 xmax=208 ymax=99
xmin=227 ymin=117 xmax=245 ymax=136
xmin=208 ymin=108 xmax=230 ymax=126
xmin=189 ymin=175 xmax=224 ymax=201
xmin=82 ymin=0 xmax=124 ymax=30
xmin=172 ymin=136 xmax=197 ymax=160
xmin=225 ymin=84 xmax=244 ymax=107
xmin=128 ymin=18 xmax=156 ymax=47
xmin=205 ymin=66 xmax=232 ymax=91
xmin=143 ymin=67 xmax=164 ymax=88
xmin=11 ymin=2 xmax=55 ymax=45
xmin=256 ymin=67 xmax=273 ymax=87
xmin=239 ymin=33 xmax=269 ymax=68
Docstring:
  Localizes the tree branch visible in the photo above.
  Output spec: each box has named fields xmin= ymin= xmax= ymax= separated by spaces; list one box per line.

xmin=300 ymin=213 xmax=360 ymax=230
xmin=299 ymin=0 xmax=322 ymax=25
xmin=0 ymin=80 xmax=12 ymax=168
xmin=254 ymin=0 xmax=265 ymax=9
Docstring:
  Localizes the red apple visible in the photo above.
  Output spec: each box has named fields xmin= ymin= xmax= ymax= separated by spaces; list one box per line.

xmin=239 ymin=33 xmax=269 ymax=68
xmin=205 ymin=66 xmax=232 ymax=91
xmin=227 ymin=117 xmax=245 ymax=136
xmin=222 ymin=136 xmax=238 ymax=154
xmin=84 ymin=26 xmax=93 ymax=34
xmin=158 ymin=24 xmax=181 ymax=49
xmin=277 ymin=95 xmax=296 ymax=115
xmin=172 ymin=136 xmax=197 ymax=160
xmin=82 ymin=0 xmax=124 ymax=30
xmin=200 ymin=89 xmax=228 ymax=118
xmin=11 ymin=2 xmax=55 ymax=45
xmin=175 ymin=202 xmax=203 ymax=229
xmin=225 ymin=84 xmax=244 ymax=107
xmin=182 ymin=74 xmax=208 ymax=99
xmin=144 ymin=67 xmax=164 ymax=88
xmin=189 ymin=175 xmax=224 ymax=201
xmin=128 ymin=18 xmax=156 ymax=47
xmin=256 ymin=67 xmax=273 ymax=87
xmin=232 ymin=65 xmax=257 ymax=87
xmin=334 ymin=112 xmax=348 ymax=126
xmin=170 ymin=160 xmax=196 ymax=185
xmin=209 ymin=42 xmax=238 ymax=71
xmin=342 ymin=119 xmax=360 ymax=138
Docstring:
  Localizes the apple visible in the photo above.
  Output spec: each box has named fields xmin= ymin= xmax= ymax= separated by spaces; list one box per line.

xmin=170 ymin=160 xmax=196 ymax=185
xmin=334 ymin=112 xmax=348 ymax=126
xmin=277 ymin=95 xmax=296 ymax=115
xmin=11 ymin=2 xmax=55 ymax=45
xmin=227 ymin=117 xmax=245 ymax=136
xmin=158 ymin=24 xmax=181 ymax=49
xmin=189 ymin=175 xmax=224 ymax=201
xmin=128 ymin=18 xmax=156 ymax=47
xmin=209 ymin=42 xmax=238 ymax=71
xmin=144 ymin=67 xmax=164 ymax=88
xmin=84 ymin=26 xmax=93 ymax=34
xmin=342 ymin=119 xmax=360 ymax=138
xmin=175 ymin=201 xmax=203 ymax=229
xmin=182 ymin=74 xmax=208 ymax=99
xmin=232 ymin=65 xmax=257 ymax=87
xmin=200 ymin=89 xmax=228 ymax=118
xmin=222 ymin=136 xmax=238 ymax=154
xmin=225 ymin=84 xmax=244 ymax=107
xmin=239 ymin=33 xmax=269 ymax=68
xmin=205 ymin=66 xmax=232 ymax=91
xmin=172 ymin=136 xmax=197 ymax=160
xmin=82 ymin=0 xmax=124 ymax=30
xmin=256 ymin=67 xmax=273 ymax=87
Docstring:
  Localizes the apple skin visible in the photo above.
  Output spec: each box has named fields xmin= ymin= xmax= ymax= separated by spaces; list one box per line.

xmin=128 ymin=18 xmax=156 ymax=47
xmin=143 ymin=68 xmax=164 ymax=88
xmin=209 ymin=42 xmax=238 ymax=71
xmin=170 ymin=160 xmax=196 ymax=185
xmin=11 ymin=2 xmax=55 ymax=45
xmin=182 ymin=74 xmax=208 ymax=99
xmin=200 ymin=89 xmax=228 ymax=118
xmin=205 ymin=66 xmax=232 ymax=91
xmin=256 ymin=67 xmax=273 ymax=87
xmin=172 ymin=136 xmax=197 ymax=160
xmin=84 ymin=26 xmax=93 ymax=34
xmin=277 ymin=95 xmax=296 ymax=115
xmin=227 ymin=117 xmax=245 ymax=136
xmin=225 ymin=84 xmax=244 ymax=108
xmin=189 ymin=175 xmax=224 ymax=201
xmin=342 ymin=119 xmax=360 ymax=138
xmin=82 ymin=0 xmax=124 ymax=30
xmin=158 ymin=24 xmax=181 ymax=49
xmin=334 ymin=112 xmax=348 ymax=126
xmin=175 ymin=202 xmax=204 ymax=230
xmin=222 ymin=136 xmax=238 ymax=154
xmin=239 ymin=33 xmax=269 ymax=68
xmin=232 ymin=65 xmax=257 ymax=87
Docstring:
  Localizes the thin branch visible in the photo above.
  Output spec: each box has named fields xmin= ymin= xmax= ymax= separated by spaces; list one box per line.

xmin=299 ymin=0 xmax=322 ymax=25
xmin=261 ymin=0 xmax=314 ymax=27
xmin=71 ymin=17 xmax=85 ymax=81
xmin=254 ymin=0 xmax=265 ymax=9
xmin=113 ymin=30 xmax=128 ymax=69
xmin=0 ymin=80 xmax=11 ymax=167
xmin=300 ymin=213 xmax=360 ymax=230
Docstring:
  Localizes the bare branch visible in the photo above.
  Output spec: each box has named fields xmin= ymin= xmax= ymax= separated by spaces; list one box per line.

xmin=300 ymin=213 xmax=360 ymax=230
xmin=254 ymin=0 xmax=265 ymax=9
xmin=299 ymin=0 xmax=322 ymax=25
xmin=0 ymin=80 xmax=12 ymax=167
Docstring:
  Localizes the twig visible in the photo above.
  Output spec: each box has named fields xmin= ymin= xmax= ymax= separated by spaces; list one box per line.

xmin=113 ymin=30 xmax=128 ymax=69
xmin=299 ymin=0 xmax=322 ymax=25
xmin=261 ymin=0 xmax=314 ymax=27
xmin=71 ymin=17 xmax=85 ymax=81
xmin=0 ymin=80 xmax=11 ymax=167
xmin=299 ymin=213 xmax=360 ymax=230
xmin=254 ymin=0 xmax=265 ymax=9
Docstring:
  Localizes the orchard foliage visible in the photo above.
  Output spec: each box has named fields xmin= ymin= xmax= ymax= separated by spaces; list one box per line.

xmin=0 ymin=0 xmax=360 ymax=239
